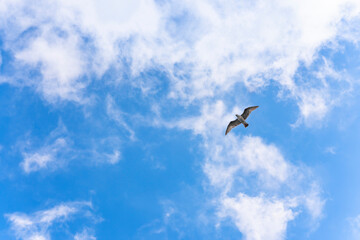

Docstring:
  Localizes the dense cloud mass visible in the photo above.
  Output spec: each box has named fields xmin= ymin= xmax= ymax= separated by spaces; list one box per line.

xmin=1 ymin=0 xmax=359 ymax=119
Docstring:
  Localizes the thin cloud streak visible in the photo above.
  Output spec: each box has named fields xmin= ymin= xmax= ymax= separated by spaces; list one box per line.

xmin=5 ymin=201 xmax=96 ymax=240
xmin=21 ymin=137 xmax=68 ymax=173
xmin=106 ymin=95 xmax=136 ymax=141
xmin=20 ymin=122 xmax=70 ymax=173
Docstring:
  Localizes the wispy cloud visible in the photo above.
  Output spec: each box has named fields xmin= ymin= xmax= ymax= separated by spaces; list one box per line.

xmin=349 ymin=214 xmax=360 ymax=239
xmin=105 ymin=95 xmax=135 ymax=141
xmin=104 ymin=150 xmax=121 ymax=165
xmin=20 ymin=122 xmax=70 ymax=173
xmin=19 ymin=118 xmax=125 ymax=171
xmin=325 ymin=146 xmax=336 ymax=154
xmin=74 ymin=228 xmax=96 ymax=240
xmin=85 ymin=136 xmax=123 ymax=165
xmin=292 ymin=57 xmax=353 ymax=127
xmin=135 ymin=200 xmax=193 ymax=239
xmin=5 ymin=201 xmax=97 ymax=240
xmin=21 ymin=138 xmax=68 ymax=173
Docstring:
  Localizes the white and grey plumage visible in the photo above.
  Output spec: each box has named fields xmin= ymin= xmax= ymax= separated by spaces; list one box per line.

xmin=225 ymin=106 xmax=259 ymax=135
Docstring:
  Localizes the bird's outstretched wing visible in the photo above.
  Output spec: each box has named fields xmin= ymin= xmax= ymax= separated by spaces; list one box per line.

xmin=225 ymin=119 xmax=241 ymax=135
xmin=241 ymin=106 xmax=259 ymax=120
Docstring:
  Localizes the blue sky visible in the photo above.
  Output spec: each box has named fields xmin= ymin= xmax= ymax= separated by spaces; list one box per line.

xmin=1 ymin=0 xmax=360 ymax=239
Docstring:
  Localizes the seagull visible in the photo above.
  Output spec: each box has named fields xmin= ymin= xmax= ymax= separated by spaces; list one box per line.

xmin=225 ymin=106 xmax=259 ymax=135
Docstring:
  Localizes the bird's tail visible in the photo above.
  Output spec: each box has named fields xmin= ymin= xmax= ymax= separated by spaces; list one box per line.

xmin=244 ymin=122 xmax=249 ymax=128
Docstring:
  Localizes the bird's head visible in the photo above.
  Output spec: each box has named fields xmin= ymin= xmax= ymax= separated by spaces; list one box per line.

xmin=235 ymin=114 xmax=240 ymax=118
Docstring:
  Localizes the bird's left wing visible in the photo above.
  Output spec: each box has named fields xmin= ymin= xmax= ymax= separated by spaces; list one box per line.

xmin=241 ymin=106 xmax=259 ymax=120
xmin=225 ymin=119 xmax=241 ymax=135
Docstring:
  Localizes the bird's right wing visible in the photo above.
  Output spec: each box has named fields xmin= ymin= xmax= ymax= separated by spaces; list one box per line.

xmin=241 ymin=106 xmax=259 ymax=120
xmin=225 ymin=119 xmax=241 ymax=135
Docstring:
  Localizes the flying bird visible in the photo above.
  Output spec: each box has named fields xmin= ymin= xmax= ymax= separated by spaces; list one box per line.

xmin=225 ymin=106 xmax=259 ymax=135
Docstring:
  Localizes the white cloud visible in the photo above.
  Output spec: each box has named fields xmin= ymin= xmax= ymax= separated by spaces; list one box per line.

xmin=0 ymin=0 xmax=162 ymax=103
xmin=325 ymin=146 xmax=336 ymax=154
xmin=1 ymin=0 xmax=360 ymax=123
xmin=173 ymin=101 xmax=324 ymax=238
xmin=203 ymin=135 xmax=291 ymax=191
xmin=106 ymin=95 xmax=135 ymax=141
xmin=104 ymin=150 xmax=121 ymax=164
xmin=21 ymin=138 xmax=68 ymax=173
xmin=303 ymin=183 xmax=325 ymax=220
xmin=296 ymin=89 xmax=330 ymax=126
xmin=5 ymin=201 xmax=94 ymax=240
xmin=15 ymin=30 xmax=87 ymax=103
xmin=292 ymin=58 xmax=353 ymax=127
xmin=19 ymin=118 xmax=124 ymax=171
xmin=74 ymin=228 xmax=96 ymax=240
xmin=220 ymin=193 xmax=295 ymax=240
xmin=20 ymin=122 xmax=70 ymax=173
xmin=86 ymin=136 xmax=123 ymax=166
xmin=349 ymin=214 xmax=360 ymax=240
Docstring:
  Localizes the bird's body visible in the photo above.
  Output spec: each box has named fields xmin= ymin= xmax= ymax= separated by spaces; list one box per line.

xmin=235 ymin=114 xmax=247 ymax=126
xmin=225 ymin=106 xmax=258 ymax=135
